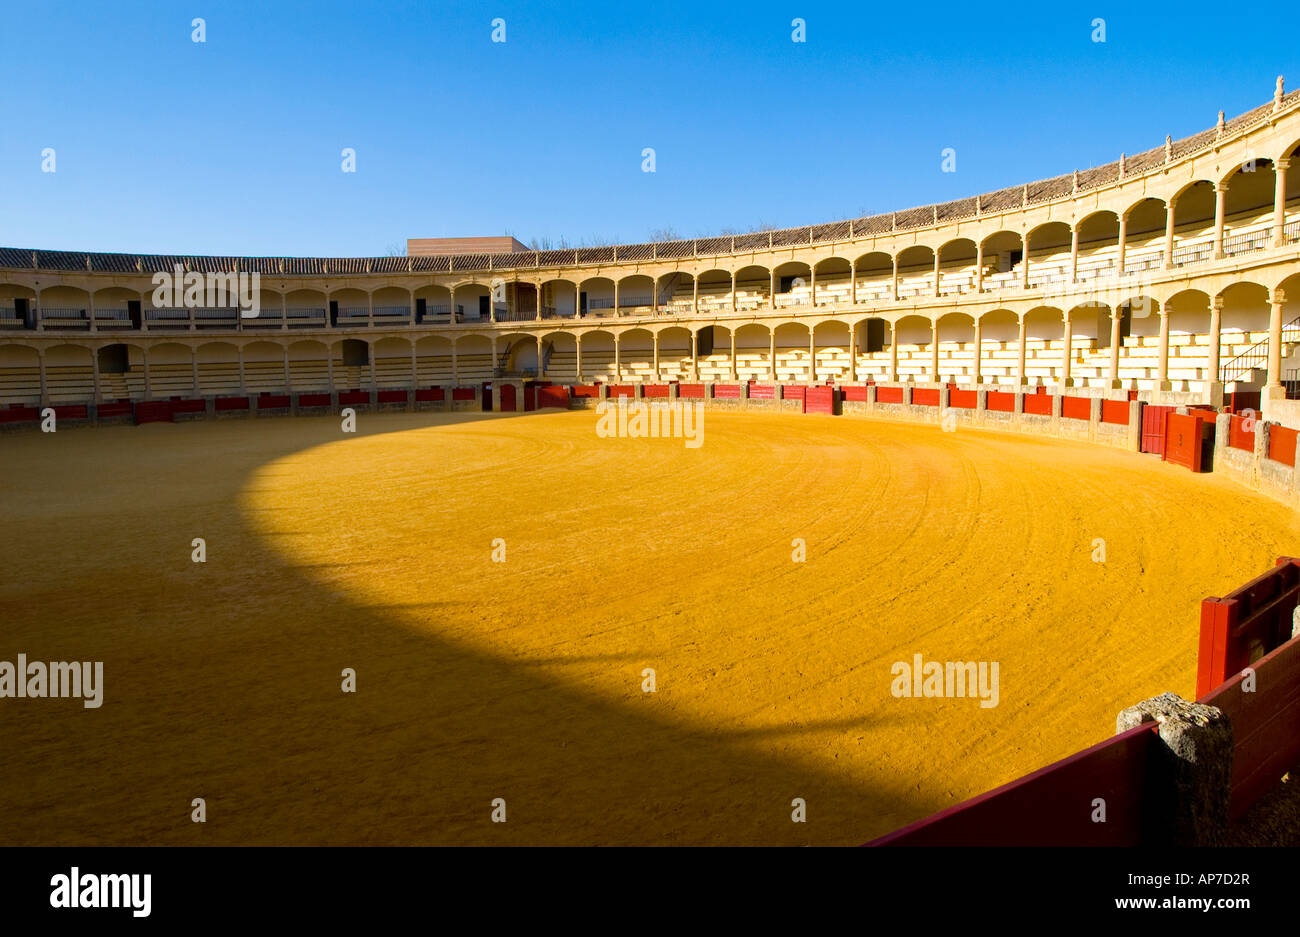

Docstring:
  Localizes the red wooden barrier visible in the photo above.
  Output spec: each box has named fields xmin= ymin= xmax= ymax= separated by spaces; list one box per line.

xmin=608 ymin=384 xmax=635 ymax=399
xmin=869 ymin=722 xmax=1157 ymax=846
xmin=414 ymin=388 xmax=443 ymax=402
xmin=677 ymin=383 xmax=705 ymax=399
xmin=1197 ymin=557 xmax=1300 ymax=697
xmin=841 ymin=386 xmax=868 ymax=402
xmin=643 ymin=384 xmax=670 ymax=398
xmin=171 ymin=398 xmax=205 ymax=413
xmin=53 ymin=405 xmax=88 ymax=419
xmin=1224 ymin=391 xmax=1261 ymax=415
xmin=876 ymin=385 xmax=904 ymax=404
xmin=339 ymin=390 xmax=369 ymax=405
xmin=451 ymin=388 xmax=475 ymax=401
xmin=713 ymin=384 xmax=740 ymax=398
xmin=570 ymin=384 xmax=600 ymax=398
xmin=0 ymin=405 xmax=39 ymax=423
xmin=258 ymin=394 xmax=291 ymax=409
xmin=1200 ymin=634 xmax=1300 ymax=818
xmin=498 ymin=384 xmax=517 ymax=412
xmin=805 ymin=386 xmax=835 ymax=415
xmin=749 ymin=383 xmax=775 ymax=399
xmin=537 ymin=386 xmax=570 ymax=409
xmin=96 ymin=401 xmax=132 ymax=418
xmin=215 ymin=396 xmax=249 ymax=411
xmin=948 ymin=388 xmax=977 ymax=409
xmin=1141 ymin=405 xmax=1176 ymax=454
xmin=377 ymin=390 xmax=407 ymax=404
xmin=911 ymin=387 xmax=938 ymax=407
xmin=1100 ymin=399 xmax=1129 ymax=425
xmin=1162 ymin=411 xmax=1214 ymax=471
xmin=134 ymin=401 xmax=174 ymax=424
xmin=1022 ymin=393 xmax=1052 ymax=416
xmin=1228 ymin=415 xmax=1255 ymax=452
xmin=300 ymin=392 xmax=332 ymax=406
xmin=1268 ymin=425 xmax=1298 ymax=466
xmin=1061 ymin=395 xmax=1091 ymax=421
xmin=986 ymin=391 xmax=1015 ymax=413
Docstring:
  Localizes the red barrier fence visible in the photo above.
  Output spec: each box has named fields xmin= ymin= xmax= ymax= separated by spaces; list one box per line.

xmin=1269 ymin=425 xmax=1298 ymax=466
xmin=713 ymin=384 xmax=740 ymax=398
xmin=841 ymin=385 xmax=868 ymax=402
xmin=876 ymin=385 xmax=904 ymax=404
xmin=258 ymin=394 xmax=291 ymax=409
xmin=608 ymin=384 xmax=635 ymax=398
xmin=54 ymin=405 xmax=89 ymax=419
xmin=537 ymin=386 xmax=570 ymax=409
xmin=1141 ymin=405 xmax=1176 ymax=454
xmin=875 ymin=557 xmax=1300 ymax=846
xmin=134 ymin=401 xmax=174 ymax=424
xmin=1197 ymin=557 xmax=1300 ymax=697
xmin=948 ymin=388 xmax=977 ymax=409
xmin=97 ymin=401 xmax=132 ymax=418
xmin=805 ymin=386 xmax=835 ymax=415
xmin=1224 ymin=391 xmax=1262 ymax=415
xmin=869 ymin=722 xmax=1157 ymax=846
xmin=749 ymin=383 xmax=775 ymax=399
xmin=1163 ymin=411 xmax=1214 ymax=472
xmin=1022 ymin=393 xmax=1052 ymax=416
xmin=1200 ymin=634 xmax=1300 ymax=818
xmin=678 ymin=383 xmax=704 ymax=399
xmin=911 ymin=387 xmax=938 ymax=407
xmin=643 ymin=384 xmax=670 ymax=398
xmin=1100 ymin=399 xmax=1130 ymax=426
xmin=451 ymin=388 xmax=475 ymax=401
xmin=1061 ymin=395 xmax=1091 ymax=421
xmin=339 ymin=390 xmax=369 ymax=405
xmin=1228 ymin=414 xmax=1255 ymax=452
xmin=570 ymin=384 xmax=600 ymax=398
xmin=215 ymin=396 xmax=249 ymax=411
xmin=171 ymin=398 xmax=205 ymax=414
xmin=0 ymin=405 xmax=39 ymax=423
xmin=986 ymin=391 xmax=1015 ymax=412
xmin=377 ymin=390 xmax=407 ymax=404
xmin=782 ymin=385 xmax=805 ymax=401
xmin=414 ymin=388 xmax=444 ymax=403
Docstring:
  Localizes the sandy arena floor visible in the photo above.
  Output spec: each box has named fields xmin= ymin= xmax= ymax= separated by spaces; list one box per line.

xmin=1 ymin=408 xmax=1297 ymax=845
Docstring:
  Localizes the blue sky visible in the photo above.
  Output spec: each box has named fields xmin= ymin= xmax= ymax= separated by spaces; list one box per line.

xmin=1 ymin=1 xmax=1294 ymax=256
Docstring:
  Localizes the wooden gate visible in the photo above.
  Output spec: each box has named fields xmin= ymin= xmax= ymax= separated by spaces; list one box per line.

xmin=1141 ymin=405 xmax=1176 ymax=454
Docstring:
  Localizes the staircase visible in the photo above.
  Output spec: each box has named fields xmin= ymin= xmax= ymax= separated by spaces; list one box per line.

xmin=1219 ymin=314 xmax=1300 ymax=384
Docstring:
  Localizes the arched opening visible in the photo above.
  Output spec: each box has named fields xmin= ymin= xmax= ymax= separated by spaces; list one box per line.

xmin=772 ymin=322 xmax=811 ymax=380
xmin=576 ymin=277 xmax=615 ymax=319
xmin=853 ymin=251 xmax=893 ymax=302
xmin=813 ymin=258 xmax=852 ymax=307
xmin=812 ymin=320 xmax=850 ymax=381
xmin=540 ymin=279 xmax=579 ymax=320
xmin=895 ymin=246 xmax=934 ymax=299
xmin=616 ymin=275 xmax=655 ymax=317
xmin=284 ymin=289 xmax=327 ymax=328
xmin=657 ymin=272 xmax=694 ymax=317
xmin=1171 ymin=181 xmax=1216 ymax=266
xmin=373 ymin=337 xmax=414 ymax=387
xmin=1124 ymin=198 xmax=1168 ymax=273
xmin=38 ymin=285 xmax=91 ymax=329
xmin=894 ymin=315 xmax=933 ymax=382
xmin=91 ymin=287 xmax=139 ymax=331
xmin=1221 ymin=159 xmax=1277 ymax=256
xmin=415 ymin=335 xmax=454 ymax=383
xmin=1026 ymin=222 xmax=1071 ymax=290
xmin=414 ymin=285 xmax=452 ymax=324
xmin=978 ymin=310 xmax=1019 ymax=384
xmin=288 ymin=340 xmax=331 ymax=391
xmin=0 ymin=344 xmax=39 ymax=405
xmin=734 ymin=265 xmax=770 ymax=311
xmin=773 ymin=262 xmax=810 ymax=309
xmin=372 ymin=287 xmax=412 ymax=325
xmin=937 ymin=239 xmax=977 ymax=296
xmin=451 ymin=284 xmax=491 ymax=323
xmin=542 ymin=331 xmax=578 ymax=378
xmin=195 ymin=342 xmax=240 ymax=396
xmin=576 ymin=330 xmax=616 ymax=382
xmin=733 ymin=324 xmax=771 ymax=381
xmin=979 ymin=232 xmax=1023 ymax=291
xmin=1024 ymin=307 xmax=1064 ymax=385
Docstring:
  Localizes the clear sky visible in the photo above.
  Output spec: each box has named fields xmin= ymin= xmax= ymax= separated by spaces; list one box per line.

xmin=1 ymin=1 xmax=1295 ymax=257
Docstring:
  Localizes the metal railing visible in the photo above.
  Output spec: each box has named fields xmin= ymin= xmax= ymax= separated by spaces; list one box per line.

xmin=1219 ymin=314 xmax=1300 ymax=384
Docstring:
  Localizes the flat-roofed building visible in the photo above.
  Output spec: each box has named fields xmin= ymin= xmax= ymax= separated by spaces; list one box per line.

xmin=407 ymin=236 xmax=530 ymax=256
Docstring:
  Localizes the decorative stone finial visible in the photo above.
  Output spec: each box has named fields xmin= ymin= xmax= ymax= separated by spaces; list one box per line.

xmin=1119 ymin=152 xmax=1126 ymax=178
xmin=1165 ymin=135 xmax=1172 ymax=163
xmin=1275 ymin=75 xmax=1285 ymax=111
xmin=1216 ymin=110 xmax=1225 ymax=139
xmin=1072 ymin=169 xmax=1079 ymax=193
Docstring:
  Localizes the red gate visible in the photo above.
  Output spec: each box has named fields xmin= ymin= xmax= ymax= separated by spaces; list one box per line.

xmin=498 ymin=384 xmax=516 ymax=412
xmin=805 ymin=386 xmax=835 ymax=415
xmin=1141 ymin=405 xmax=1176 ymax=454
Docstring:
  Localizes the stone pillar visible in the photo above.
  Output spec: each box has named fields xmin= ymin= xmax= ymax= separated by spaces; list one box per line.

xmin=1267 ymin=287 xmax=1286 ymax=392
xmin=652 ymin=332 xmax=660 ymax=381
xmin=91 ymin=347 xmax=101 ymax=403
xmin=1213 ymin=182 xmax=1228 ymax=258
xmin=613 ymin=280 xmax=620 ymax=317
xmin=848 ymin=323 xmax=858 ymax=383
xmin=575 ymin=336 xmax=583 ymax=381
xmin=691 ymin=331 xmax=699 ymax=381
xmin=537 ymin=334 xmax=545 ymax=379
xmin=1157 ymin=310 xmax=1172 ymax=390
xmin=972 ymin=318 xmax=982 ymax=385
xmin=930 ymin=320 xmax=940 ymax=382
xmin=850 ymin=261 xmax=858 ymax=305
xmin=1109 ymin=310 xmax=1123 ymax=388
xmin=1163 ymin=198 xmax=1177 ymax=268
xmin=769 ymin=331 xmax=777 ymax=380
xmin=1016 ymin=315 xmax=1028 ymax=385
xmin=769 ymin=269 xmax=777 ymax=309
xmin=36 ymin=350 xmax=47 ymax=404
xmin=1021 ymin=233 xmax=1030 ymax=289
xmin=932 ymin=251 xmax=941 ymax=298
xmin=889 ymin=325 xmax=899 ymax=382
xmin=729 ymin=330 xmax=737 ymax=380
xmin=892 ymin=255 xmax=900 ymax=300
xmin=693 ymin=277 xmax=699 ymax=316
xmin=1070 ymin=228 xmax=1079 ymax=282
xmin=1117 ymin=214 xmax=1128 ymax=275
xmin=808 ymin=329 xmax=816 ymax=383
xmin=614 ymin=334 xmax=622 ymax=381
xmin=809 ymin=267 xmax=816 ymax=307
xmin=1061 ymin=314 xmax=1072 ymax=387
xmin=1116 ymin=693 xmax=1233 ymax=847
xmin=1208 ymin=296 xmax=1223 ymax=390
xmin=975 ymin=242 xmax=984 ymax=292
xmin=1274 ymin=158 xmax=1290 ymax=246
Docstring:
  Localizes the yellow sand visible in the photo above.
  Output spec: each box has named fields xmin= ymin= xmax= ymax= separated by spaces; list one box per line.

xmin=1 ymin=409 xmax=1296 ymax=846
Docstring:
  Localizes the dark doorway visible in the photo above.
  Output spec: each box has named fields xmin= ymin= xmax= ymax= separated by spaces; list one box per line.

xmin=98 ymin=344 xmax=129 ymax=374
xmin=479 ymin=296 xmax=490 ymax=320
xmin=865 ymin=319 xmax=886 ymax=354
xmin=415 ymin=298 xmax=426 ymax=323
xmin=579 ymin=291 xmax=588 ymax=317
xmin=341 ymin=339 xmax=369 ymax=367
xmin=697 ymin=327 xmax=715 ymax=357
xmin=128 ymin=300 xmax=142 ymax=330
xmin=481 ymin=381 xmax=493 ymax=411
xmin=329 ymin=301 xmax=339 ymax=327
xmin=14 ymin=298 xmax=30 ymax=328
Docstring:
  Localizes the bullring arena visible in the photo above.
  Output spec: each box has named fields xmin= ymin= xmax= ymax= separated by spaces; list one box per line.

xmin=3 ymin=82 xmax=1300 ymax=846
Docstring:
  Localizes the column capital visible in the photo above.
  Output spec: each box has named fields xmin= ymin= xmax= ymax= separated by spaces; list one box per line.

xmin=1277 ymin=157 xmax=1291 ymax=171
xmin=1212 ymin=295 xmax=1225 ymax=312
xmin=1214 ymin=180 xmax=1230 ymax=193
xmin=1272 ymin=287 xmax=1288 ymax=305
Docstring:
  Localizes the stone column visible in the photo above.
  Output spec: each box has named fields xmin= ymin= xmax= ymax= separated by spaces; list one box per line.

xmin=972 ymin=318 xmax=983 ymax=386
xmin=889 ymin=324 xmax=899 ymax=382
xmin=537 ymin=334 xmax=545 ymax=379
xmin=1061 ymin=314 xmax=1073 ymax=387
xmin=769 ymin=269 xmax=777 ymax=309
xmin=729 ymin=329 xmax=737 ymax=380
xmin=848 ymin=323 xmax=858 ymax=383
xmin=1016 ymin=315 xmax=1028 ymax=385
xmin=1274 ymin=158 xmax=1290 ymax=246
xmin=575 ymin=335 xmax=583 ymax=381
xmin=652 ymin=332 xmax=660 ymax=381
xmin=37 ymin=350 xmax=47 ymax=404
xmin=614 ymin=334 xmax=622 ymax=381
xmin=691 ymin=331 xmax=699 ymax=381
xmin=850 ymin=260 xmax=858 ymax=305
xmin=1109 ymin=310 xmax=1123 ymax=388
xmin=1213 ymin=182 xmax=1228 ymax=258
xmin=1208 ymin=296 xmax=1223 ymax=390
xmin=1267 ymin=287 xmax=1286 ymax=392
xmin=975 ymin=242 xmax=984 ymax=292
xmin=1164 ymin=197 xmax=1177 ymax=268
xmin=892 ymin=255 xmax=900 ymax=300
xmin=930 ymin=320 xmax=940 ymax=382
xmin=932 ymin=251 xmax=941 ymax=298
xmin=1070 ymin=228 xmax=1079 ymax=282
xmin=1021 ymin=234 xmax=1030 ymax=289
xmin=769 ymin=331 xmax=777 ymax=381
xmin=1158 ymin=310 xmax=1172 ymax=390
xmin=809 ymin=329 xmax=816 ymax=382
xmin=1117 ymin=214 xmax=1128 ymax=275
